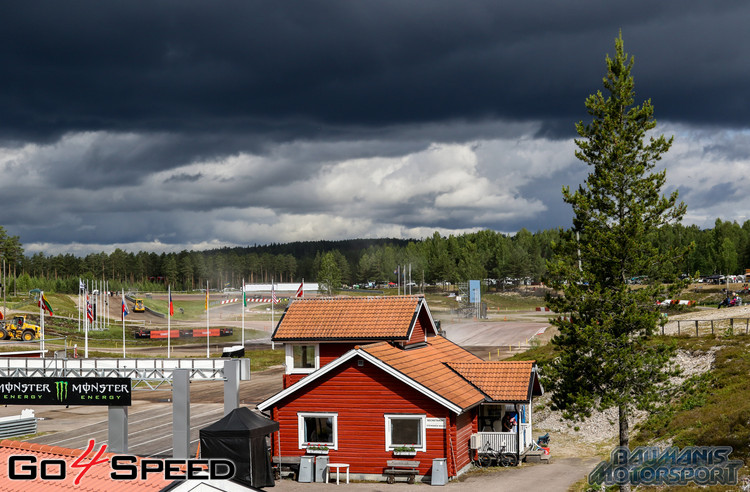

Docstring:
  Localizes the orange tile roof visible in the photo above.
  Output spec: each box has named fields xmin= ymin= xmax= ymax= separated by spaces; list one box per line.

xmin=360 ymin=336 xmax=486 ymax=410
xmin=272 ymin=296 xmax=425 ymax=341
xmin=0 ymin=439 xmax=171 ymax=491
xmin=446 ymin=361 xmax=537 ymax=402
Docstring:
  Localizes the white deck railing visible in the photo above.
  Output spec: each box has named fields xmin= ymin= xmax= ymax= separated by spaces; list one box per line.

xmin=471 ymin=424 xmax=533 ymax=454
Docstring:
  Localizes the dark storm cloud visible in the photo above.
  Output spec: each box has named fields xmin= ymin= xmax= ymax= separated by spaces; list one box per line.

xmin=3 ymin=1 xmax=750 ymax=255
xmin=1 ymin=0 xmax=749 ymax=144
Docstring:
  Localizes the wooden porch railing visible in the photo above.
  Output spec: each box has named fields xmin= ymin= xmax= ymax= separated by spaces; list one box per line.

xmin=471 ymin=424 xmax=532 ymax=454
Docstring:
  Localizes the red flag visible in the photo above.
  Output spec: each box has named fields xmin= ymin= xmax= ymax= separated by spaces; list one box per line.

xmin=295 ymin=281 xmax=304 ymax=298
xmin=169 ymin=287 xmax=174 ymax=316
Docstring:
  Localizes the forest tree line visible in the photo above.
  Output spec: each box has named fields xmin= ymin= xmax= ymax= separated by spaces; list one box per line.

xmin=0 ymin=218 xmax=749 ymax=294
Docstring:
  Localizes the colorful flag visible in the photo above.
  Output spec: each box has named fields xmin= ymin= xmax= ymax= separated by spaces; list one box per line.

xmin=243 ymin=285 xmax=247 ymax=307
xmin=271 ymin=283 xmax=278 ymax=304
xmin=39 ymin=293 xmax=54 ymax=317
xmin=205 ymin=289 xmax=209 ymax=310
xmin=121 ymin=291 xmax=129 ymax=319
xmin=169 ymin=286 xmax=174 ymax=316
xmin=87 ymin=295 xmax=94 ymax=322
xmin=295 ymin=280 xmax=304 ymax=298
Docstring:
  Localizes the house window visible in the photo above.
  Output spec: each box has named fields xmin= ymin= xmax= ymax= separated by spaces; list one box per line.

xmin=298 ymin=412 xmax=337 ymax=449
xmin=384 ymin=414 xmax=426 ymax=451
xmin=285 ymin=344 xmax=319 ymax=374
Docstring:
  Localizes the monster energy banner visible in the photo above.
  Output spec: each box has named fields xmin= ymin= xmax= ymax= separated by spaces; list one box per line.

xmin=0 ymin=377 xmax=131 ymax=406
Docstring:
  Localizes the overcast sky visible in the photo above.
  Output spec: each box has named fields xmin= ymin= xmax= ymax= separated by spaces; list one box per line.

xmin=1 ymin=1 xmax=750 ymax=256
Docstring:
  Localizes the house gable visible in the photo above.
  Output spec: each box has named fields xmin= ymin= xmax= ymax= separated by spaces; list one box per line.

xmin=259 ymin=344 xmax=466 ymax=414
xmin=267 ymin=355 xmax=471 ymax=477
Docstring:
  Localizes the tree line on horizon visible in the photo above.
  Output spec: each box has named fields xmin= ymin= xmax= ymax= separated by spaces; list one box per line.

xmin=0 ymin=219 xmax=749 ymax=295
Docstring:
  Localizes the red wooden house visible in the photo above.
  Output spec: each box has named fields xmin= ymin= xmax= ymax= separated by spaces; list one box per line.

xmin=258 ymin=296 xmax=543 ymax=483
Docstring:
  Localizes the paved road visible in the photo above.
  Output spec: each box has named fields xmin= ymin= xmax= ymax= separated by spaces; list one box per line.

xmin=442 ymin=319 xmax=547 ymax=347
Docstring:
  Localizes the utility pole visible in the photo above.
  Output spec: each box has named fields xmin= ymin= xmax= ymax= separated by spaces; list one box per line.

xmin=2 ymin=258 xmax=5 ymax=319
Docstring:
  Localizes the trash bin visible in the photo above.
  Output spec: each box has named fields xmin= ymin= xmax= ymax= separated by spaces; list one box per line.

xmin=298 ymin=456 xmax=314 ymax=482
xmin=314 ymin=456 xmax=329 ymax=482
xmin=431 ymin=458 xmax=447 ymax=486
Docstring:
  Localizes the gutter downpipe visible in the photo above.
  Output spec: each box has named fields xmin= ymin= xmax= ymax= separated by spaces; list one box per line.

xmin=515 ymin=403 xmax=520 ymax=465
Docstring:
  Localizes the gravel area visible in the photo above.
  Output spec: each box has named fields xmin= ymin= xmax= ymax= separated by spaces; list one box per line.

xmin=533 ymin=348 xmax=717 ymax=458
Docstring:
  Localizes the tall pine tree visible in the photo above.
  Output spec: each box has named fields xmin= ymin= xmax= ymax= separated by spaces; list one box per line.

xmin=545 ymin=33 xmax=688 ymax=491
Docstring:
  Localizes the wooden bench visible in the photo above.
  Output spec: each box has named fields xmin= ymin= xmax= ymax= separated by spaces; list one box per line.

xmin=272 ymin=456 xmax=301 ymax=480
xmin=383 ymin=460 xmax=420 ymax=484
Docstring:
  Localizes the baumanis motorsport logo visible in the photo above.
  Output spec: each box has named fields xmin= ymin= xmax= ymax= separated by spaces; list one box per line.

xmin=0 ymin=377 xmax=131 ymax=406
xmin=589 ymin=446 xmax=743 ymax=487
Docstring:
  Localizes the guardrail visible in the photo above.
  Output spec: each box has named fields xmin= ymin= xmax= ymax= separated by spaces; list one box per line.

xmin=0 ymin=409 xmax=37 ymax=439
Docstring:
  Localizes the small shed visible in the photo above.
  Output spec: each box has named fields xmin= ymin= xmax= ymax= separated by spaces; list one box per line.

xmin=200 ymin=407 xmax=279 ymax=488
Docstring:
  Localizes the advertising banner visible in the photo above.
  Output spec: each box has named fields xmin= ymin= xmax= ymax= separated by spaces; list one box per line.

xmin=0 ymin=377 xmax=131 ymax=406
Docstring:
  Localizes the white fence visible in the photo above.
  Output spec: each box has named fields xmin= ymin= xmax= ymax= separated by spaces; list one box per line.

xmin=470 ymin=424 xmax=532 ymax=454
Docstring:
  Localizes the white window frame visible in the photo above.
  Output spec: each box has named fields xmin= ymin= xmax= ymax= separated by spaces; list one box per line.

xmin=285 ymin=343 xmax=319 ymax=374
xmin=298 ymin=412 xmax=338 ymax=450
xmin=384 ymin=414 xmax=426 ymax=452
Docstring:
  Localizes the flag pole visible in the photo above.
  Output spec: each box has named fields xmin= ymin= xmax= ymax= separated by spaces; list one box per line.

xmin=85 ymin=280 xmax=89 ymax=358
xmin=206 ymin=280 xmax=210 ymax=359
xmin=122 ymin=289 xmax=126 ymax=358
xmin=271 ymin=278 xmax=275 ymax=350
xmin=241 ymin=278 xmax=245 ymax=348
xmin=167 ymin=284 xmax=171 ymax=359
xmin=78 ymin=279 xmax=81 ymax=333
xmin=39 ymin=291 xmax=45 ymax=356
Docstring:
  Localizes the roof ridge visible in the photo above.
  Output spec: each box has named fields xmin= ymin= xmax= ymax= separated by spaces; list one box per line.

xmin=448 ymin=360 xmax=535 ymax=365
xmin=294 ymin=295 xmax=424 ymax=301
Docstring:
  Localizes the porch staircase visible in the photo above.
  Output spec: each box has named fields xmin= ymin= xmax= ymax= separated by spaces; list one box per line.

xmin=521 ymin=447 xmax=550 ymax=464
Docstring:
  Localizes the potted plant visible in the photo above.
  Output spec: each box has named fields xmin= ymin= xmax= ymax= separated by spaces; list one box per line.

xmin=393 ymin=445 xmax=417 ymax=456
xmin=306 ymin=444 xmax=329 ymax=454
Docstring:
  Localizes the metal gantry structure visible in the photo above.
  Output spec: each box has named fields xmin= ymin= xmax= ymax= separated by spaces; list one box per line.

xmin=0 ymin=357 xmax=248 ymax=389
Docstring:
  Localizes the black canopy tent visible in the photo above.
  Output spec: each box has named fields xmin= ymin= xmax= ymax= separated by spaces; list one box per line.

xmin=200 ymin=407 xmax=279 ymax=488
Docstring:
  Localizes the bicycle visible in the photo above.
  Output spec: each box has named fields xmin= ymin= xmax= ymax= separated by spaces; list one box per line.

xmin=476 ymin=441 xmax=518 ymax=467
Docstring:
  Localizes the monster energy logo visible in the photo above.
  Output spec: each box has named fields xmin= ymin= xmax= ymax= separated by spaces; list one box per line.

xmin=0 ymin=377 xmax=131 ymax=406
xmin=55 ymin=381 xmax=68 ymax=402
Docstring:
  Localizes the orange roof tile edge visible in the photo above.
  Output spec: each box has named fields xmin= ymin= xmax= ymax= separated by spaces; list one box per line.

xmin=446 ymin=361 xmax=536 ymax=401
xmin=272 ymin=295 xmax=425 ymax=340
